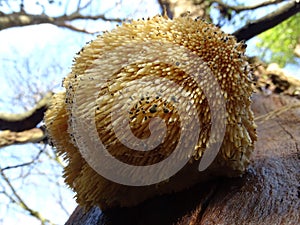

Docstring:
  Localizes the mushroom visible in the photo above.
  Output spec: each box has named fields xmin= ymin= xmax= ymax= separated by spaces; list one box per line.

xmin=45 ymin=14 xmax=257 ymax=210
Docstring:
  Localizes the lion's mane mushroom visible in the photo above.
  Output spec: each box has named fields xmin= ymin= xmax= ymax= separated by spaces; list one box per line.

xmin=45 ymin=14 xmax=257 ymax=210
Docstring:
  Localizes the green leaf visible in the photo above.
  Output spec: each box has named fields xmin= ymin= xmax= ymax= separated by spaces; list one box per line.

xmin=256 ymin=13 xmax=300 ymax=67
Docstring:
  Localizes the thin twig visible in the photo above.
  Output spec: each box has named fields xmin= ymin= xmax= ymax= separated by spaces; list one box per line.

xmin=255 ymin=103 xmax=300 ymax=123
xmin=213 ymin=0 xmax=285 ymax=13
xmin=1 ymin=149 xmax=43 ymax=172
xmin=0 ymin=168 xmax=55 ymax=225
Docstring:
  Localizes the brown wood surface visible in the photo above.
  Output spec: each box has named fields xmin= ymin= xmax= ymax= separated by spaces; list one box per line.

xmin=65 ymin=93 xmax=300 ymax=225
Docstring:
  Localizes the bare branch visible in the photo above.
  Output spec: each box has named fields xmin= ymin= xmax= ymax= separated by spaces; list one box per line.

xmin=59 ymin=13 xmax=122 ymax=22
xmin=213 ymin=0 xmax=285 ymax=13
xmin=1 ymin=149 xmax=43 ymax=171
xmin=54 ymin=21 xmax=95 ymax=33
xmin=0 ymin=127 xmax=46 ymax=148
xmin=0 ymin=92 xmax=53 ymax=132
xmin=0 ymin=11 xmax=122 ymax=32
xmin=77 ymin=0 xmax=82 ymax=12
xmin=233 ymin=0 xmax=300 ymax=42
xmin=0 ymin=168 xmax=55 ymax=225
xmin=77 ymin=0 xmax=92 ymax=13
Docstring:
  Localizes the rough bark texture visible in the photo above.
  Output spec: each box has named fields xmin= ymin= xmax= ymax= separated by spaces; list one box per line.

xmin=65 ymin=92 xmax=300 ymax=225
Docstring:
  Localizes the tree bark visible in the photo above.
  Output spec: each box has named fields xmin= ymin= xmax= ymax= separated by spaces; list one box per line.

xmin=157 ymin=0 xmax=211 ymax=20
xmin=0 ymin=92 xmax=53 ymax=132
xmin=0 ymin=128 xmax=46 ymax=148
xmin=233 ymin=0 xmax=300 ymax=42
xmin=65 ymin=92 xmax=300 ymax=225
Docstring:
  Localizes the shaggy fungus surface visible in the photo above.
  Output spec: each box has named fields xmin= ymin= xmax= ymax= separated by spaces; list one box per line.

xmin=45 ymin=14 xmax=257 ymax=210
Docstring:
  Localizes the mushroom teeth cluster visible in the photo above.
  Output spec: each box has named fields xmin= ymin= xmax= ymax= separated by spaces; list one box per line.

xmin=45 ymin=14 xmax=257 ymax=210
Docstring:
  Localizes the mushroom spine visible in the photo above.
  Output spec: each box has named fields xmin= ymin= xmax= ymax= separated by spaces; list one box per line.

xmin=45 ymin=14 xmax=257 ymax=210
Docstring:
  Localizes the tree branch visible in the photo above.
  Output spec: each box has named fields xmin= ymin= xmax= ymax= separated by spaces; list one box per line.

xmin=213 ymin=0 xmax=285 ymax=13
xmin=233 ymin=0 xmax=300 ymax=42
xmin=0 ymin=12 xmax=122 ymax=32
xmin=157 ymin=0 xmax=174 ymax=19
xmin=0 ymin=92 xmax=53 ymax=132
xmin=1 ymin=149 xmax=43 ymax=171
xmin=0 ymin=128 xmax=46 ymax=148
xmin=53 ymin=21 xmax=94 ymax=33
xmin=0 ymin=168 xmax=55 ymax=225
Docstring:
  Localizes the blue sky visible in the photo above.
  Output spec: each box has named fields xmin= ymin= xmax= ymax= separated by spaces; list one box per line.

xmin=0 ymin=0 xmax=299 ymax=224
xmin=0 ymin=1 xmax=160 ymax=224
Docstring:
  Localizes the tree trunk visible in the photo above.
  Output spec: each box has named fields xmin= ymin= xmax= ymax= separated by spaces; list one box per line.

xmin=65 ymin=92 xmax=300 ymax=225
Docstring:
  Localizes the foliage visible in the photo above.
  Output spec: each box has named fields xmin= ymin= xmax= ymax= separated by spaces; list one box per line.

xmin=256 ymin=13 xmax=300 ymax=67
